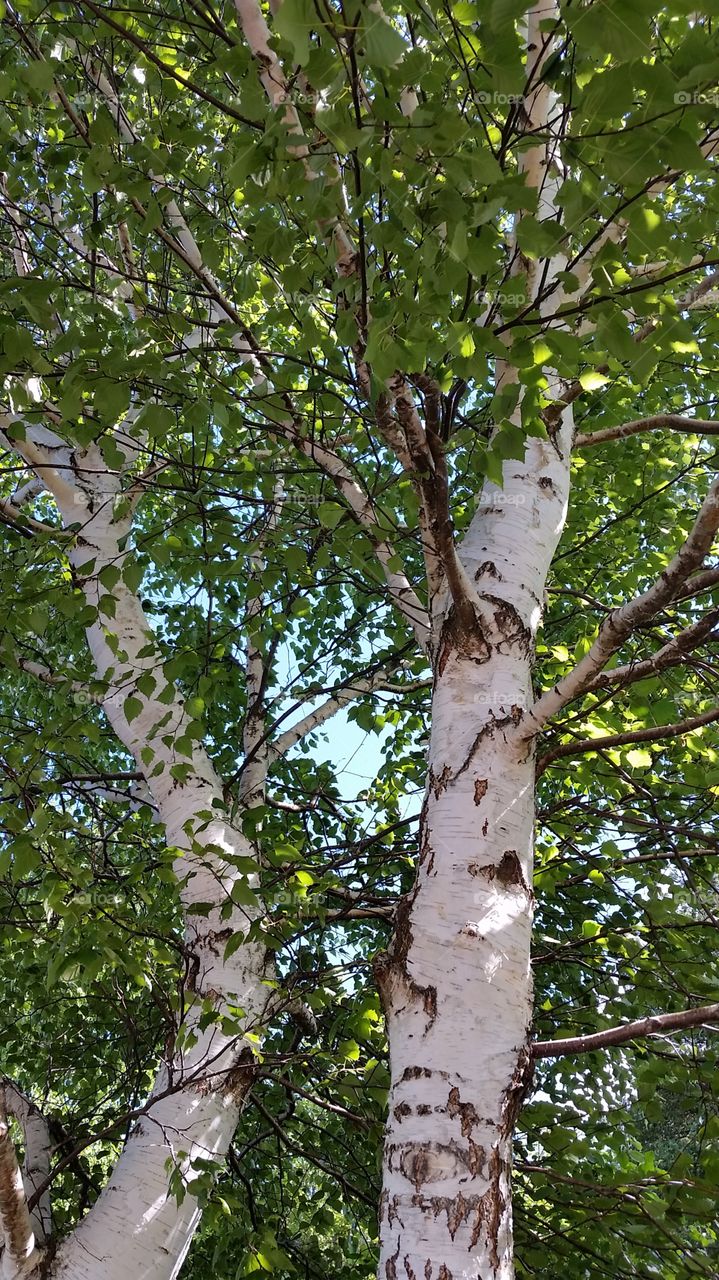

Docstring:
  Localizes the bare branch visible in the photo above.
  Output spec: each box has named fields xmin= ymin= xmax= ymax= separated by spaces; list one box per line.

xmin=232 ymin=0 xmax=356 ymax=273
xmin=537 ymin=703 xmax=719 ymax=775
xmin=0 ymin=498 xmax=55 ymax=537
xmin=532 ymin=1003 xmax=719 ymax=1059
xmin=583 ymin=608 xmax=719 ymax=693
xmin=672 ymin=567 xmax=719 ymax=602
xmin=270 ymin=665 xmax=428 ymax=758
xmin=576 ymin=415 xmax=719 ymax=449
xmin=14 ymin=659 xmax=98 ymax=701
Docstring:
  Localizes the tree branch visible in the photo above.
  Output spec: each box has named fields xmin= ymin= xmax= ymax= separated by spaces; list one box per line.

xmin=270 ymin=665 xmax=425 ymax=758
xmin=583 ymin=608 xmax=719 ymax=693
xmin=532 ymin=1003 xmax=719 ymax=1059
xmin=537 ymin=703 xmax=719 ymax=775
xmin=0 ymin=498 xmax=55 ymax=537
xmin=575 ymin=415 xmax=719 ymax=449
xmin=527 ymin=474 xmax=719 ymax=732
xmin=0 ymin=1081 xmax=52 ymax=1248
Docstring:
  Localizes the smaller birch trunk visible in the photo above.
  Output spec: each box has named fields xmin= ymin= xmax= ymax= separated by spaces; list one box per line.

xmin=44 ymin=446 xmax=271 ymax=1280
xmin=0 ymin=1106 xmax=42 ymax=1280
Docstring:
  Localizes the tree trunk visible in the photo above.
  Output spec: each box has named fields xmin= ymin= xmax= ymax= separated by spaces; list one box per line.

xmin=376 ymin=426 xmax=572 ymax=1279
xmin=41 ymin=445 xmax=271 ymax=1280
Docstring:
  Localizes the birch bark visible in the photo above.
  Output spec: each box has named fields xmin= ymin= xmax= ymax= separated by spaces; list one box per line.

xmin=14 ymin=442 xmax=273 ymax=1280
xmin=376 ymin=6 xmax=574 ymax=1275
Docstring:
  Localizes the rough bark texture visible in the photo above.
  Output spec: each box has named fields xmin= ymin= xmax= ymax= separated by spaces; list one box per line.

xmin=376 ymin=428 xmax=572 ymax=1278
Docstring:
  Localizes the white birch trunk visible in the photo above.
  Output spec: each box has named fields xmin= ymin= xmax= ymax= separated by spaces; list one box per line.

xmin=37 ymin=445 xmax=271 ymax=1280
xmin=376 ymin=6 xmax=573 ymax=1273
xmin=376 ymin=430 xmax=572 ymax=1279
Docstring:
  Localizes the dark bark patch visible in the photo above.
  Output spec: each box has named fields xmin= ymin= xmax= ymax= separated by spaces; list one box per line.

xmin=480 ymin=592 xmax=532 ymax=655
xmin=471 ymin=851 xmax=529 ymax=894
xmin=413 ymin=1191 xmax=483 ymax=1242
xmin=538 ymin=476 xmax=555 ymax=493
xmin=439 ymin=1267 xmax=452 ymax=1280
xmin=202 ymin=926 xmax=232 ymax=955
xmin=419 ymin=797 xmax=436 ymax=875
xmin=429 ymin=764 xmax=452 ymax=799
xmin=500 ymin=1042 xmax=534 ymax=1137
xmin=486 ymin=1149 xmax=504 ymax=1270
xmin=417 ymin=1103 xmax=432 ymax=1116
xmin=387 ymin=1194 xmax=401 ymax=1228
xmin=402 ymin=1066 xmax=433 ymax=1081
xmin=398 ymin=1138 xmax=483 ymax=1188
xmin=386 ymin=1240 xmax=400 ymax=1280
xmin=473 ymin=777 xmax=488 ymax=805
xmin=470 ymin=1146 xmax=505 ymax=1263
xmin=447 ymin=1086 xmax=481 ymax=1138
xmin=436 ymin=604 xmax=492 ymax=674
xmin=437 ymin=639 xmax=452 ymax=677
xmin=474 ymin=560 xmax=502 ymax=580
xmin=496 ymin=850 xmax=528 ymax=890
xmin=394 ymin=1101 xmax=412 ymax=1122
xmin=423 ymin=985 xmax=438 ymax=1019
xmin=482 ymin=819 xmax=489 ymax=837
xmin=403 ymin=1148 xmax=432 ymax=1190
xmin=404 ymin=1259 xmax=418 ymax=1280
xmin=377 ymin=896 xmax=438 ymax=1028
xmin=223 ymin=1047 xmax=255 ymax=1104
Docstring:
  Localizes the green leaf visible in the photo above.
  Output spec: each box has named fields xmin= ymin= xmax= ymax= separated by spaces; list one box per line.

xmin=578 ymin=371 xmax=610 ymax=391
xmin=123 ymin=695 xmax=143 ymax=723
xmin=361 ymin=9 xmax=407 ymax=67
xmin=274 ymin=0 xmax=316 ymax=65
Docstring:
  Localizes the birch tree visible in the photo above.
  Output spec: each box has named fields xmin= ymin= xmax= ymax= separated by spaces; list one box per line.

xmin=1 ymin=0 xmax=719 ymax=1277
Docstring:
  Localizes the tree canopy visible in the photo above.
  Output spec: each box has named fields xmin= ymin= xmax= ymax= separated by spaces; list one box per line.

xmin=1 ymin=0 xmax=719 ymax=1276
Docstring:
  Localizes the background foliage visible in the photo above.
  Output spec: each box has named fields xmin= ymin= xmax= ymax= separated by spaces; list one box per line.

xmin=1 ymin=0 xmax=719 ymax=1274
